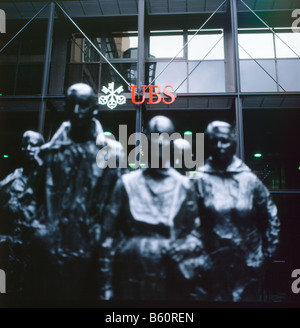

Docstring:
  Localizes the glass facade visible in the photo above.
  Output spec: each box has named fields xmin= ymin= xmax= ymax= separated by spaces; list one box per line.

xmin=1 ymin=0 xmax=300 ymax=302
xmin=0 ymin=38 xmax=45 ymax=95
xmin=238 ymin=29 xmax=300 ymax=92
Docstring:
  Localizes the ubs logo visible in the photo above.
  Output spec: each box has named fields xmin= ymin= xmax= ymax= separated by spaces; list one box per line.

xmin=0 ymin=269 xmax=6 ymax=293
xmin=0 ymin=9 xmax=6 ymax=34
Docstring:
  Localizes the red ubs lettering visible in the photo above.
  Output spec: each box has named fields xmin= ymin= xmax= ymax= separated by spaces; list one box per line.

xmin=130 ymin=85 xmax=176 ymax=105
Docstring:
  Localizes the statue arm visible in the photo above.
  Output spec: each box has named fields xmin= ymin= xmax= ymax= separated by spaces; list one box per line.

xmin=98 ymin=178 xmax=127 ymax=300
xmin=254 ymin=179 xmax=280 ymax=260
xmin=168 ymin=181 xmax=204 ymax=279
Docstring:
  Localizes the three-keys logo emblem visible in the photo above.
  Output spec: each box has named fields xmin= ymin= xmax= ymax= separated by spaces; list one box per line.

xmin=99 ymin=82 xmax=126 ymax=110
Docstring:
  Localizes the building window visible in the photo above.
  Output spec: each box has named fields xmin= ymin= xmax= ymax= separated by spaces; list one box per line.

xmin=188 ymin=29 xmax=224 ymax=60
xmin=106 ymin=32 xmax=138 ymax=59
xmin=149 ymin=30 xmax=184 ymax=58
xmin=244 ymin=107 xmax=300 ymax=190
xmin=147 ymin=29 xmax=225 ymax=94
xmin=238 ymin=29 xmax=300 ymax=92
xmin=0 ymin=38 xmax=45 ymax=96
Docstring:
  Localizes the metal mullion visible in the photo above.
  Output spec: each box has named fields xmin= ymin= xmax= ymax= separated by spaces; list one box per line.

xmin=230 ymin=0 xmax=244 ymax=161
xmin=273 ymin=33 xmax=280 ymax=93
xmin=39 ymin=2 xmax=55 ymax=134
xmin=135 ymin=0 xmax=146 ymax=168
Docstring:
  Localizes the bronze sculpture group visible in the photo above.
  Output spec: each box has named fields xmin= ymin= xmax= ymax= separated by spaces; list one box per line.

xmin=0 ymin=83 xmax=280 ymax=303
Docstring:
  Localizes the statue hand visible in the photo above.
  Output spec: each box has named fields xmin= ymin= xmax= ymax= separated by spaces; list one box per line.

xmin=168 ymin=234 xmax=203 ymax=263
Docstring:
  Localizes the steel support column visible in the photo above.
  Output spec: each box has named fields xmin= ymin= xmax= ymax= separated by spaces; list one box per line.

xmin=135 ymin=0 xmax=146 ymax=168
xmin=230 ymin=0 xmax=244 ymax=161
xmin=38 ymin=2 xmax=55 ymax=134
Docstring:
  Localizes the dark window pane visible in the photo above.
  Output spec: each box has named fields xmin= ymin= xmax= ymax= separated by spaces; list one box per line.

xmin=0 ymin=64 xmax=17 ymax=96
xmin=15 ymin=63 xmax=43 ymax=95
xmin=65 ymin=63 xmax=100 ymax=93
xmin=244 ymin=108 xmax=300 ymax=190
xmin=266 ymin=194 xmax=300 ymax=302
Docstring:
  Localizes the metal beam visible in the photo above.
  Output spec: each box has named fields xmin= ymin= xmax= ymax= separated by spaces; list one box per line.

xmin=38 ymin=2 xmax=55 ymax=134
xmin=135 ymin=0 xmax=145 ymax=168
xmin=230 ymin=0 xmax=245 ymax=161
xmin=224 ymin=1 xmax=235 ymax=93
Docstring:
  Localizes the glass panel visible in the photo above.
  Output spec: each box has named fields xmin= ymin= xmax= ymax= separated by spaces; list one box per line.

xmin=20 ymin=39 xmax=45 ymax=58
xmin=0 ymin=64 xmax=17 ymax=96
xmin=189 ymin=61 xmax=225 ymax=93
xmin=277 ymin=59 xmax=300 ymax=92
xmin=149 ymin=31 xmax=184 ymax=58
xmin=15 ymin=63 xmax=43 ymax=95
xmin=244 ymin=108 xmax=300 ymax=190
xmin=240 ymin=60 xmax=278 ymax=92
xmin=65 ymin=63 xmax=100 ymax=93
xmin=105 ymin=32 xmax=138 ymax=59
xmin=70 ymin=37 xmax=101 ymax=63
xmin=275 ymin=32 xmax=300 ymax=58
xmin=101 ymin=63 xmax=137 ymax=92
xmin=0 ymin=38 xmax=45 ymax=95
xmin=146 ymin=61 xmax=187 ymax=93
xmin=238 ymin=33 xmax=275 ymax=59
xmin=188 ymin=31 xmax=224 ymax=60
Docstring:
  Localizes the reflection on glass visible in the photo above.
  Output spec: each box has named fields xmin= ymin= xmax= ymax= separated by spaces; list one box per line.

xmin=240 ymin=60 xmax=277 ymax=92
xmin=188 ymin=30 xmax=224 ymax=60
xmin=238 ymin=32 xmax=275 ymax=59
xmin=189 ymin=61 xmax=225 ymax=93
xmin=102 ymin=63 xmax=137 ymax=92
xmin=70 ymin=36 xmax=101 ymax=63
xmin=65 ymin=63 xmax=100 ymax=93
xmin=277 ymin=59 xmax=300 ymax=92
xmin=147 ymin=62 xmax=187 ymax=93
xmin=274 ymin=32 xmax=300 ymax=58
xmin=106 ymin=33 xmax=138 ymax=59
xmin=149 ymin=31 xmax=184 ymax=58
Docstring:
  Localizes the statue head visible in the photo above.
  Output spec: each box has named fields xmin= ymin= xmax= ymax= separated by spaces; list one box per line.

xmin=21 ymin=130 xmax=45 ymax=164
xmin=65 ymin=83 xmax=98 ymax=128
xmin=145 ymin=116 xmax=175 ymax=137
xmin=145 ymin=116 xmax=175 ymax=169
xmin=205 ymin=121 xmax=236 ymax=167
